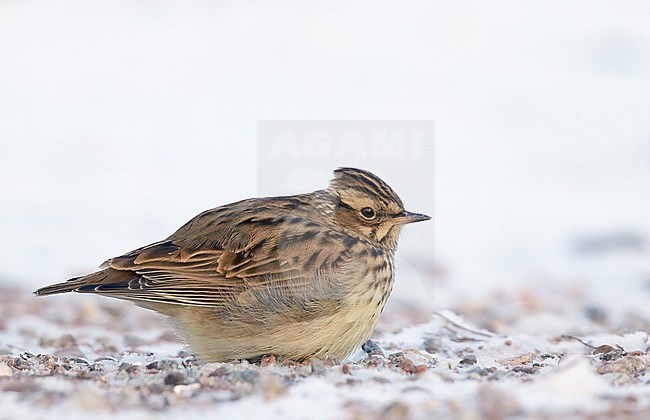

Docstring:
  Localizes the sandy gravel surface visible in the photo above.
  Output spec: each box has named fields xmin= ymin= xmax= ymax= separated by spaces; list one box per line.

xmin=1 ymin=281 xmax=649 ymax=420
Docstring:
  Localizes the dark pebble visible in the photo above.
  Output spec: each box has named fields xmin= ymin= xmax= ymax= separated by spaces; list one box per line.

xmin=600 ymin=351 xmax=624 ymax=362
xmin=459 ymin=355 xmax=478 ymax=366
xmin=423 ymin=338 xmax=442 ymax=354
xmin=164 ymin=371 xmax=186 ymax=386
xmin=362 ymin=340 xmax=384 ymax=357
xmin=511 ymin=366 xmax=539 ymax=374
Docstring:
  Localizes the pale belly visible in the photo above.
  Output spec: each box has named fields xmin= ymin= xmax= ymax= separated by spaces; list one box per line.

xmin=166 ymin=256 xmax=396 ymax=362
xmin=173 ymin=287 xmax=391 ymax=362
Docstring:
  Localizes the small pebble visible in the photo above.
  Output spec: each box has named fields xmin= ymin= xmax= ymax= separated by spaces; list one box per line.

xmin=362 ymin=340 xmax=384 ymax=357
xmin=173 ymin=383 xmax=201 ymax=397
xmin=593 ymin=344 xmax=617 ymax=355
xmin=511 ymin=365 xmax=539 ymax=374
xmin=395 ymin=356 xmax=428 ymax=374
xmin=0 ymin=362 xmax=13 ymax=377
xmin=459 ymin=355 xmax=478 ymax=366
xmin=423 ymin=338 xmax=442 ymax=354
xmin=342 ymin=364 xmax=351 ymax=375
xmin=164 ymin=371 xmax=186 ymax=386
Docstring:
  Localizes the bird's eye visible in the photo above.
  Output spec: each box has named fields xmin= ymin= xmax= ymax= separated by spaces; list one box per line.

xmin=360 ymin=207 xmax=376 ymax=220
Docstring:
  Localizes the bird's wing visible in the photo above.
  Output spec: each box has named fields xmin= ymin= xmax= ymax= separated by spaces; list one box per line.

xmin=69 ymin=218 xmax=356 ymax=309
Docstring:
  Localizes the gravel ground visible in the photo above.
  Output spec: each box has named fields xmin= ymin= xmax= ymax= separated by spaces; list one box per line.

xmin=1 ymin=284 xmax=649 ymax=419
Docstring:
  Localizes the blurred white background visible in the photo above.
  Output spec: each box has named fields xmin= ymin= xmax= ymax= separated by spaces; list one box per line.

xmin=1 ymin=1 xmax=649 ymax=309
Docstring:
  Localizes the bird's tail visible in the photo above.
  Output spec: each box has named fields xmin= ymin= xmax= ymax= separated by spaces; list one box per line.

xmin=34 ymin=271 xmax=108 ymax=296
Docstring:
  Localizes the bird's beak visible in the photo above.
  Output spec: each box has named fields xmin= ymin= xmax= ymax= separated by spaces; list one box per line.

xmin=391 ymin=211 xmax=431 ymax=225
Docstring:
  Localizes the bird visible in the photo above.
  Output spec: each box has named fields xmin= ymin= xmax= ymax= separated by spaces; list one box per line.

xmin=35 ymin=168 xmax=430 ymax=362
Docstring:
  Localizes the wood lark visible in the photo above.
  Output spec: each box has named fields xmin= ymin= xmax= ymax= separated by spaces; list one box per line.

xmin=36 ymin=168 xmax=431 ymax=362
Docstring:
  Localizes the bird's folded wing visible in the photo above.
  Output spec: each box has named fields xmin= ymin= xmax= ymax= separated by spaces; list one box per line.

xmin=81 ymin=230 xmax=350 ymax=307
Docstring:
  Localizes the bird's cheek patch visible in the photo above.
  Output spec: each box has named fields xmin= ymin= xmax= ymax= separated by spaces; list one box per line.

xmin=374 ymin=223 xmax=393 ymax=242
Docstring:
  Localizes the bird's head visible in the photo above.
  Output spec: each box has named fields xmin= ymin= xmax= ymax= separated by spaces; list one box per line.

xmin=326 ymin=168 xmax=430 ymax=248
